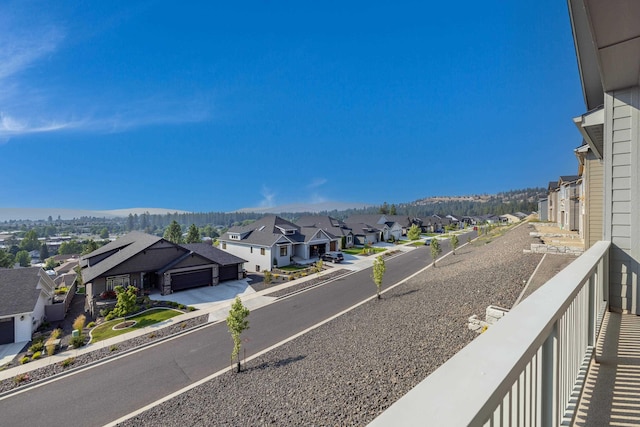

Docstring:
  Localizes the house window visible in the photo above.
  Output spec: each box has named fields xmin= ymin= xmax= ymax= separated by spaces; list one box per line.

xmin=230 ymin=234 xmax=240 ymax=240
xmin=106 ymin=275 xmax=130 ymax=291
xmin=280 ymin=246 xmax=287 ymax=256
xmin=222 ymin=242 xmax=227 ymax=249
xmin=251 ymin=247 xmax=253 ymax=253
xmin=260 ymin=248 xmax=265 ymax=255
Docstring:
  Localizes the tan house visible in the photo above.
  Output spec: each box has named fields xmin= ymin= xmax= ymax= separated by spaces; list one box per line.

xmin=574 ymin=143 xmax=604 ymax=249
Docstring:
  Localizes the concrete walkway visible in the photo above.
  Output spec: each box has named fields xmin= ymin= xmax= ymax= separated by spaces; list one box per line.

xmin=0 ymin=241 xmax=416 ymax=382
xmin=574 ymin=312 xmax=640 ymax=426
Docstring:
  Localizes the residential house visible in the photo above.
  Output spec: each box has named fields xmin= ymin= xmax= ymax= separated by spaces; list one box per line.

xmin=574 ymin=143 xmax=603 ymax=248
xmin=344 ymin=215 xmax=403 ymax=242
xmin=538 ymin=198 xmax=549 ymax=221
xmin=295 ymin=216 xmax=355 ymax=250
xmin=499 ymin=214 xmax=521 ymax=224
xmin=0 ymin=267 xmax=54 ymax=345
xmin=219 ymin=215 xmax=337 ymax=272
xmin=82 ymin=231 xmax=245 ymax=315
xmin=548 ymin=181 xmax=560 ymax=224
xmin=557 ymin=175 xmax=581 ymax=231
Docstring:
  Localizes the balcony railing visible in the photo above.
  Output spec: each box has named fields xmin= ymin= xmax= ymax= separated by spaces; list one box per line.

xmin=370 ymin=240 xmax=610 ymax=427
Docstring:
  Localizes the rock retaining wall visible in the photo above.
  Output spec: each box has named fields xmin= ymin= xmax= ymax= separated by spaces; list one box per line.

xmin=526 ymin=244 xmax=584 ymax=256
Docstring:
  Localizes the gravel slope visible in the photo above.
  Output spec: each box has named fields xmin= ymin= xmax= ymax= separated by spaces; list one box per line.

xmin=121 ymin=224 xmax=543 ymax=426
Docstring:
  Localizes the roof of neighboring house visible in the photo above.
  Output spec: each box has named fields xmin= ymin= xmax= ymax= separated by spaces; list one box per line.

xmin=0 ymin=267 xmax=48 ymax=317
xmin=548 ymin=181 xmax=560 ymax=191
xmin=181 ymin=243 xmax=246 ymax=266
xmin=82 ymin=231 xmax=160 ymax=261
xmin=384 ymin=215 xmax=414 ymax=228
xmin=344 ymin=221 xmax=380 ymax=235
xmin=221 ymin=215 xmax=307 ymax=247
xmin=54 ymin=272 xmax=77 ymax=287
xmin=559 ymin=175 xmax=581 ymax=184
xmin=345 ymin=215 xmax=389 ymax=226
xmin=295 ymin=216 xmax=353 ymax=238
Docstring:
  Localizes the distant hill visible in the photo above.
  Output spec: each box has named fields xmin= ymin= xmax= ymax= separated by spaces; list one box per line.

xmin=0 ymin=208 xmax=190 ymax=222
xmin=236 ymin=201 xmax=372 ymax=214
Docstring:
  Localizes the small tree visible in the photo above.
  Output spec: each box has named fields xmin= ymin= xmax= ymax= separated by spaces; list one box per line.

xmin=16 ymin=250 xmax=30 ymax=267
xmin=313 ymin=259 xmax=323 ymax=277
xmin=430 ymin=238 xmax=442 ymax=267
xmin=407 ymin=224 xmax=421 ymax=241
xmin=372 ymin=255 xmax=386 ymax=299
xmin=185 ymin=224 xmax=201 ymax=243
xmin=263 ymin=270 xmax=272 ymax=285
xmin=99 ymin=228 xmax=110 ymax=239
xmin=111 ymin=286 xmax=139 ymax=318
xmin=450 ymin=234 xmax=459 ymax=255
xmin=226 ymin=297 xmax=250 ymax=372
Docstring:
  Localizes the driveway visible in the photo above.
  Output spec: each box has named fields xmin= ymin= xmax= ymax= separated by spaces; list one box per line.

xmin=149 ymin=278 xmax=257 ymax=310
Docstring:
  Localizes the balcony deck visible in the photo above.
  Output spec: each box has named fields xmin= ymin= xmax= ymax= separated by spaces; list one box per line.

xmin=574 ymin=312 xmax=640 ymax=427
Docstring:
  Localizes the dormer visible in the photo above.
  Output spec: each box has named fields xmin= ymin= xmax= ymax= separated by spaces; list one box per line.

xmin=276 ymin=225 xmax=297 ymax=235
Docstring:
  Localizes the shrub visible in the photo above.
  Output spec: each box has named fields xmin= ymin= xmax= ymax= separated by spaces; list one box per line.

xmin=54 ymin=286 xmax=69 ymax=295
xmin=105 ymin=312 xmax=117 ymax=321
xmin=50 ymin=328 xmax=62 ymax=340
xmin=32 ymin=351 xmax=42 ymax=360
xmin=100 ymin=290 xmax=116 ymax=300
xmin=29 ymin=341 xmax=44 ymax=353
xmin=109 ymin=345 xmax=118 ymax=352
xmin=99 ymin=308 xmax=112 ymax=317
xmin=13 ymin=373 xmax=28 ymax=384
xmin=73 ymin=314 xmax=86 ymax=332
xmin=70 ymin=335 xmax=85 ymax=348
xmin=148 ymin=333 xmax=157 ymax=339
xmin=87 ymin=321 xmax=96 ymax=328
xmin=60 ymin=357 xmax=75 ymax=368
xmin=178 ymin=304 xmax=186 ymax=310
xmin=19 ymin=356 xmax=30 ymax=365
xmin=187 ymin=306 xmax=196 ymax=312
xmin=46 ymin=344 xmax=56 ymax=356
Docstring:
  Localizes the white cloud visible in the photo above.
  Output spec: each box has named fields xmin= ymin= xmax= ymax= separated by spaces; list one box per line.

xmin=0 ymin=6 xmax=210 ymax=141
xmin=259 ymin=186 xmax=277 ymax=208
xmin=307 ymin=178 xmax=328 ymax=189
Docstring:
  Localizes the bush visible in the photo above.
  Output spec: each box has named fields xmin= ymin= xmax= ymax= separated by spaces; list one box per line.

xmin=19 ymin=356 xmax=29 ymax=365
xmin=105 ymin=312 xmax=117 ymax=321
xmin=109 ymin=345 xmax=118 ymax=352
xmin=187 ymin=306 xmax=196 ymax=312
xmin=87 ymin=321 xmax=95 ymax=328
xmin=99 ymin=308 xmax=113 ymax=317
xmin=70 ymin=335 xmax=85 ymax=348
xmin=13 ymin=373 xmax=28 ymax=384
xmin=100 ymin=290 xmax=116 ymax=299
xmin=60 ymin=357 xmax=75 ymax=368
xmin=46 ymin=344 xmax=56 ymax=356
xmin=178 ymin=304 xmax=186 ymax=310
xmin=73 ymin=314 xmax=86 ymax=332
xmin=54 ymin=286 xmax=69 ymax=295
xmin=32 ymin=351 xmax=42 ymax=360
xmin=29 ymin=341 xmax=44 ymax=353
xmin=50 ymin=328 xmax=62 ymax=340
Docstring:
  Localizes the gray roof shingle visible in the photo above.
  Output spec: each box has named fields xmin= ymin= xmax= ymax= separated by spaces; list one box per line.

xmin=0 ymin=267 xmax=46 ymax=317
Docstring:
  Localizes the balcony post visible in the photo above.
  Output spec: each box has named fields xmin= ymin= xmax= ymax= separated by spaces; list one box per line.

xmin=541 ymin=323 xmax=559 ymax=427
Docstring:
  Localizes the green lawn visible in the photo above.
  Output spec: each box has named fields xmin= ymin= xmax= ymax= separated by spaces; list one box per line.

xmin=342 ymin=247 xmax=387 ymax=255
xmin=89 ymin=308 xmax=182 ymax=343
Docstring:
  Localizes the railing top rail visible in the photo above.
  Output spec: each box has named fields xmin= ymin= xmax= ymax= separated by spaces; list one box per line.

xmin=370 ymin=240 xmax=610 ymax=426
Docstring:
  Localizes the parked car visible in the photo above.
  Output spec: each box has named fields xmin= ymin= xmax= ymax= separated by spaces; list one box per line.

xmin=321 ymin=252 xmax=344 ymax=263
xmin=424 ymin=238 xmax=433 ymax=245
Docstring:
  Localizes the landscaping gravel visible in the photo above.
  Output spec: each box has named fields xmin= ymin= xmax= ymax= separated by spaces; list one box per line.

xmin=120 ymin=224 xmax=544 ymax=426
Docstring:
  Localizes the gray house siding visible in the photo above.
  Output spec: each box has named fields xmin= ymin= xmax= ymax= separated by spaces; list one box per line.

xmin=605 ymin=87 xmax=639 ymax=313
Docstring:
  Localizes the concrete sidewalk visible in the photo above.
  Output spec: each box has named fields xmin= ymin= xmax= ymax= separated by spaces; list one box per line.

xmin=0 ymin=243 xmax=414 ymax=382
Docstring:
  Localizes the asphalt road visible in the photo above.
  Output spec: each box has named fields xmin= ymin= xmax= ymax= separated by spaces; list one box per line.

xmin=0 ymin=232 xmax=473 ymax=426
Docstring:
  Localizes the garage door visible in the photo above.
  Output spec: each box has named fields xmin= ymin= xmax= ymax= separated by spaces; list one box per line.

xmin=219 ymin=265 xmax=239 ymax=281
xmin=0 ymin=317 xmax=15 ymax=345
xmin=170 ymin=269 xmax=212 ymax=291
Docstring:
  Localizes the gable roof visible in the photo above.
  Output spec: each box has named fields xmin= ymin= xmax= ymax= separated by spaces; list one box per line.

xmin=221 ymin=215 xmax=309 ymax=246
xmin=82 ymin=232 xmax=177 ymax=283
xmin=0 ymin=267 xmax=49 ymax=317
xmin=181 ymin=243 xmax=246 ymax=266
xmin=295 ymin=216 xmax=353 ymax=238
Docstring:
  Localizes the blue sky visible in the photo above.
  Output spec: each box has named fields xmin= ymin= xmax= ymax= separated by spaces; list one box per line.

xmin=0 ymin=1 xmax=585 ymax=212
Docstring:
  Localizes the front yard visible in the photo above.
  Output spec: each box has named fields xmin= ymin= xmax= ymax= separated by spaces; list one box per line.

xmin=89 ymin=308 xmax=183 ymax=343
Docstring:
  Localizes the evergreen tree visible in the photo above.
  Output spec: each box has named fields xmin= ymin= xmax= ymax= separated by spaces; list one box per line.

xmin=164 ymin=220 xmax=183 ymax=244
xmin=40 ymin=242 xmax=50 ymax=261
xmin=185 ymin=224 xmax=201 ymax=243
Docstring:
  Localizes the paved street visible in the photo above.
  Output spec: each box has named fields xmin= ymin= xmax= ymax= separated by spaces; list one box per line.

xmin=0 ymin=233 xmax=470 ymax=426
